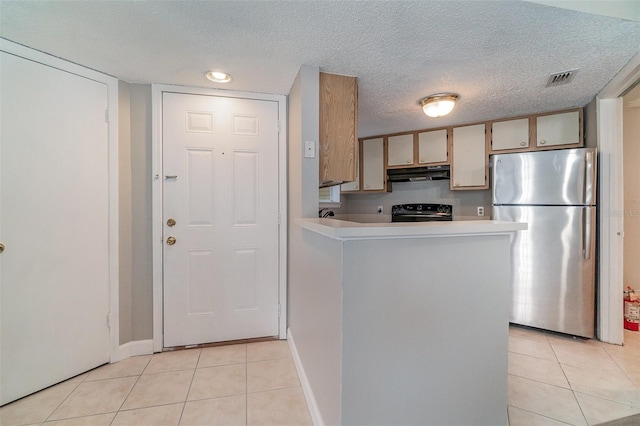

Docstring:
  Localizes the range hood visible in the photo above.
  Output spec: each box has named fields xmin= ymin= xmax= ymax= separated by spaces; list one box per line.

xmin=386 ymin=165 xmax=450 ymax=182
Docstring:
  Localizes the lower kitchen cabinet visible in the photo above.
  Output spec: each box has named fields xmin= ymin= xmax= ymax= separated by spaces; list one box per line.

xmin=451 ymin=124 xmax=488 ymax=190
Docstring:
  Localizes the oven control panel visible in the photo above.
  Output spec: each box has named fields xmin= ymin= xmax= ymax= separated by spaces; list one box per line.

xmin=391 ymin=203 xmax=453 ymax=222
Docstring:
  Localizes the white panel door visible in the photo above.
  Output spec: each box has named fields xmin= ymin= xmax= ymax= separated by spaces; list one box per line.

xmin=0 ymin=52 xmax=110 ymax=405
xmin=162 ymin=92 xmax=280 ymax=347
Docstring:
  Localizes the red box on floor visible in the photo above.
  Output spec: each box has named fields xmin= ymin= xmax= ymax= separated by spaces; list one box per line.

xmin=624 ymin=318 xmax=639 ymax=331
xmin=624 ymin=287 xmax=639 ymax=331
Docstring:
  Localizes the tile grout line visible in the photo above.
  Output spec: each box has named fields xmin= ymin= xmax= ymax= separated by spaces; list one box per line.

xmin=601 ymin=343 xmax=640 ymax=392
xmin=509 ymin=405 xmax=577 ymax=426
xmin=41 ymin=371 xmax=95 ymax=424
xmin=178 ymin=349 xmax=202 ymax=426
xmin=547 ymin=333 xmax=591 ymax=425
xmin=108 ymin=355 xmax=153 ymax=425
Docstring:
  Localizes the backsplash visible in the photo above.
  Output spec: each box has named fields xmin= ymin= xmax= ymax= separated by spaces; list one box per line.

xmin=334 ymin=180 xmax=492 ymax=221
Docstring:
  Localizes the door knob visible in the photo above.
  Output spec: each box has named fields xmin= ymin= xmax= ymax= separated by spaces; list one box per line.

xmin=0 ymin=243 xmax=4 ymax=253
xmin=167 ymin=218 xmax=176 ymax=227
xmin=166 ymin=237 xmax=176 ymax=246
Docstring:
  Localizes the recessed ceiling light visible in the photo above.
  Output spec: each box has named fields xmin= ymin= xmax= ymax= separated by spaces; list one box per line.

xmin=205 ymin=70 xmax=232 ymax=83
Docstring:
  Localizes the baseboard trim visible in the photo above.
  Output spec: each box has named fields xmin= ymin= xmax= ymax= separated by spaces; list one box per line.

xmin=287 ymin=328 xmax=325 ymax=426
xmin=112 ymin=339 xmax=154 ymax=362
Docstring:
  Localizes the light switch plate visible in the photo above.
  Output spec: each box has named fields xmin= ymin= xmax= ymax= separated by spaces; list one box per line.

xmin=304 ymin=140 xmax=315 ymax=158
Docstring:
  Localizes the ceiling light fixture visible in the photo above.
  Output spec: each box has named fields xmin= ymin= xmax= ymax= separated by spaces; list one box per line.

xmin=419 ymin=93 xmax=459 ymax=118
xmin=205 ymin=70 xmax=232 ymax=83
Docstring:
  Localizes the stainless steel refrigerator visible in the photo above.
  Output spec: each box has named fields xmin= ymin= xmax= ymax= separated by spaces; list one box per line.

xmin=492 ymin=148 xmax=597 ymax=338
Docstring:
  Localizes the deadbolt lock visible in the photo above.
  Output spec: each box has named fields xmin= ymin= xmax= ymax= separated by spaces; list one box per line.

xmin=167 ymin=218 xmax=176 ymax=227
xmin=166 ymin=237 xmax=176 ymax=246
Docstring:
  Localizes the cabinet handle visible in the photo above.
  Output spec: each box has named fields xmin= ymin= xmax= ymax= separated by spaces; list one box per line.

xmin=520 ymin=141 xmax=526 ymax=146
xmin=539 ymin=140 xmax=546 ymax=145
xmin=406 ymin=159 xmax=411 ymax=163
xmin=420 ymin=159 xmax=425 ymax=163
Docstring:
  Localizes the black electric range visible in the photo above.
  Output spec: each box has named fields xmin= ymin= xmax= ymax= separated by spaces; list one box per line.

xmin=391 ymin=203 xmax=453 ymax=222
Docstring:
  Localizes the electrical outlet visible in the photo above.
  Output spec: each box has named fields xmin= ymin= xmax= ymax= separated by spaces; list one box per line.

xmin=377 ymin=206 xmax=383 ymax=214
xmin=477 ymin=206 xmax=485 ymax=216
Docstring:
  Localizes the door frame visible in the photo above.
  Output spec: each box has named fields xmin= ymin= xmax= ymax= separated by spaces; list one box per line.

xmin=596 ymin=51 xmax=640 ymax=344
xmin=0 ymin=39 xmax=121 ymax=360
xmin=151 ymin=84 xmax=288 ymax=352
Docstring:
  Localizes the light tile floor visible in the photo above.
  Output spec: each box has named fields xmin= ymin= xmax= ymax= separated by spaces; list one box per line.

xmin=2 ymin=329 xmax=639 ymax=425
xmin=0 ymin=340 xmax=312 ymax=426
xmin=508 ymin=326 xmax=640 ymax=425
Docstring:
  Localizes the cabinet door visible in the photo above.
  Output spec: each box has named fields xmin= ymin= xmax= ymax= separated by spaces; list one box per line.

xmin=418 ymin=129 xmax=448 ymax=164
xmin=491 ymin=118 xmax=529 ymax=151
xmin=451 ymin=124 xmax=487 ymax=189
xmin=341 ymin=140 xmax=360 ymax=192
xmin=319 ymin=73 xmax=358 ymax=182
xmin=387 ymin=134 xmax=414 ymax=167
xmin=536 ymin=111 xmax=580 ymax=147
xmin=362 ymin=138 xmax=385 ymax=191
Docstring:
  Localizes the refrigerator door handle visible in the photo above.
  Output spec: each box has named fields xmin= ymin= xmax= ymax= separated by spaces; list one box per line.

xmin=584 ymin=150 xmax=595 ymax=205
xmin=583 ymin=207 xmax=592 ymax=260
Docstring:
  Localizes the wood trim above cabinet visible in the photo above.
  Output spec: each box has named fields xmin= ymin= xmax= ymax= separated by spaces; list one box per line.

xmin=319 ymin=72 xmax=358 ymax=184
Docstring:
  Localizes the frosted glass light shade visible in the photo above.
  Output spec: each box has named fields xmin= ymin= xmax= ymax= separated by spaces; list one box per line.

xmin=420 ymin=94 xmax=459 ymax=117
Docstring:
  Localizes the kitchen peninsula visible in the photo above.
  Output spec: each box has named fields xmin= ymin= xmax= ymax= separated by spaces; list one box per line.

xmin=288 ymin=218 xmax=526 ymax=426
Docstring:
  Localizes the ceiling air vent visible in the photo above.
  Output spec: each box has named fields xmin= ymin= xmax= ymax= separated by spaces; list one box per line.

xmin=546 ymin=69 xmax=578 ymax=87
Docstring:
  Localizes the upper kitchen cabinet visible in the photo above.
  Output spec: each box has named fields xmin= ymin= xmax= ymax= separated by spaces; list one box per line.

xmin=386 ymin=128 xmax=449 ymax=168
xmin=387 ymin=134 xmax=414 ymax=167
xmin=489 ymin=108 xmax=583 ymax=154
xmin=451 ymin=124 xmax=488 ymax=190
xmin=341 ymin=140 xmax=360 ymax=192
xmin=535 ymin=109 xmax=582 ymax=149
xmin=418 ymin=128 xmax=448 ymax=165
xmin=491 ymin=118 xmax=530 ymax=151
xmin=361 ymin=137 xmax=386 ymax=192
xmin=319 ymin=72 xmax=358 ymax=186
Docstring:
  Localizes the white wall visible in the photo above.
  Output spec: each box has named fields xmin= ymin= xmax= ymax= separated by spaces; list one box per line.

xmin=118 ymin=82 xmax=154 ymax=344
xmin=341 ymin=236 xmax=510 ymax=425
xmin=288 ymin=65 xmax=343 ymax=425
xmin=624 ymin=105 xmax=640 ymax=289
xmin=118 ymin=81 xmax=133 ymax=344
xmin=338 ymin=180 xmax=491 ymax=221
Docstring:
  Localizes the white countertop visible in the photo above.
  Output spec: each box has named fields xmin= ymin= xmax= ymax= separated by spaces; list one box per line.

xmin=298 ymin=218 xmax=527 ymax=240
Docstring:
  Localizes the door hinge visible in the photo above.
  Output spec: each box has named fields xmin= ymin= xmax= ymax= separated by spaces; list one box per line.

xmin=107 ymin=312 xmax=112 ymax=329
xmin=277 ymin=120 xmax=281 ymax=133
xmin=278 ymin=304 xmax=281 ymax=318
xmin=105 ymin=109 xmax=109 ymax=123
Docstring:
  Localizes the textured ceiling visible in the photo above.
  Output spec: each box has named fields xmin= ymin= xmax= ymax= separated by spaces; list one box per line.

xmin=1 ymin=1 xmax=640 ymax=137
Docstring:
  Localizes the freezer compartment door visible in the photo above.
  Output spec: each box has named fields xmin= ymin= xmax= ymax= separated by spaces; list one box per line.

xmin=494 ymin=205 xmax=595 ymax=337
xmin=492 ymin=148 xmax=596 ymax=206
